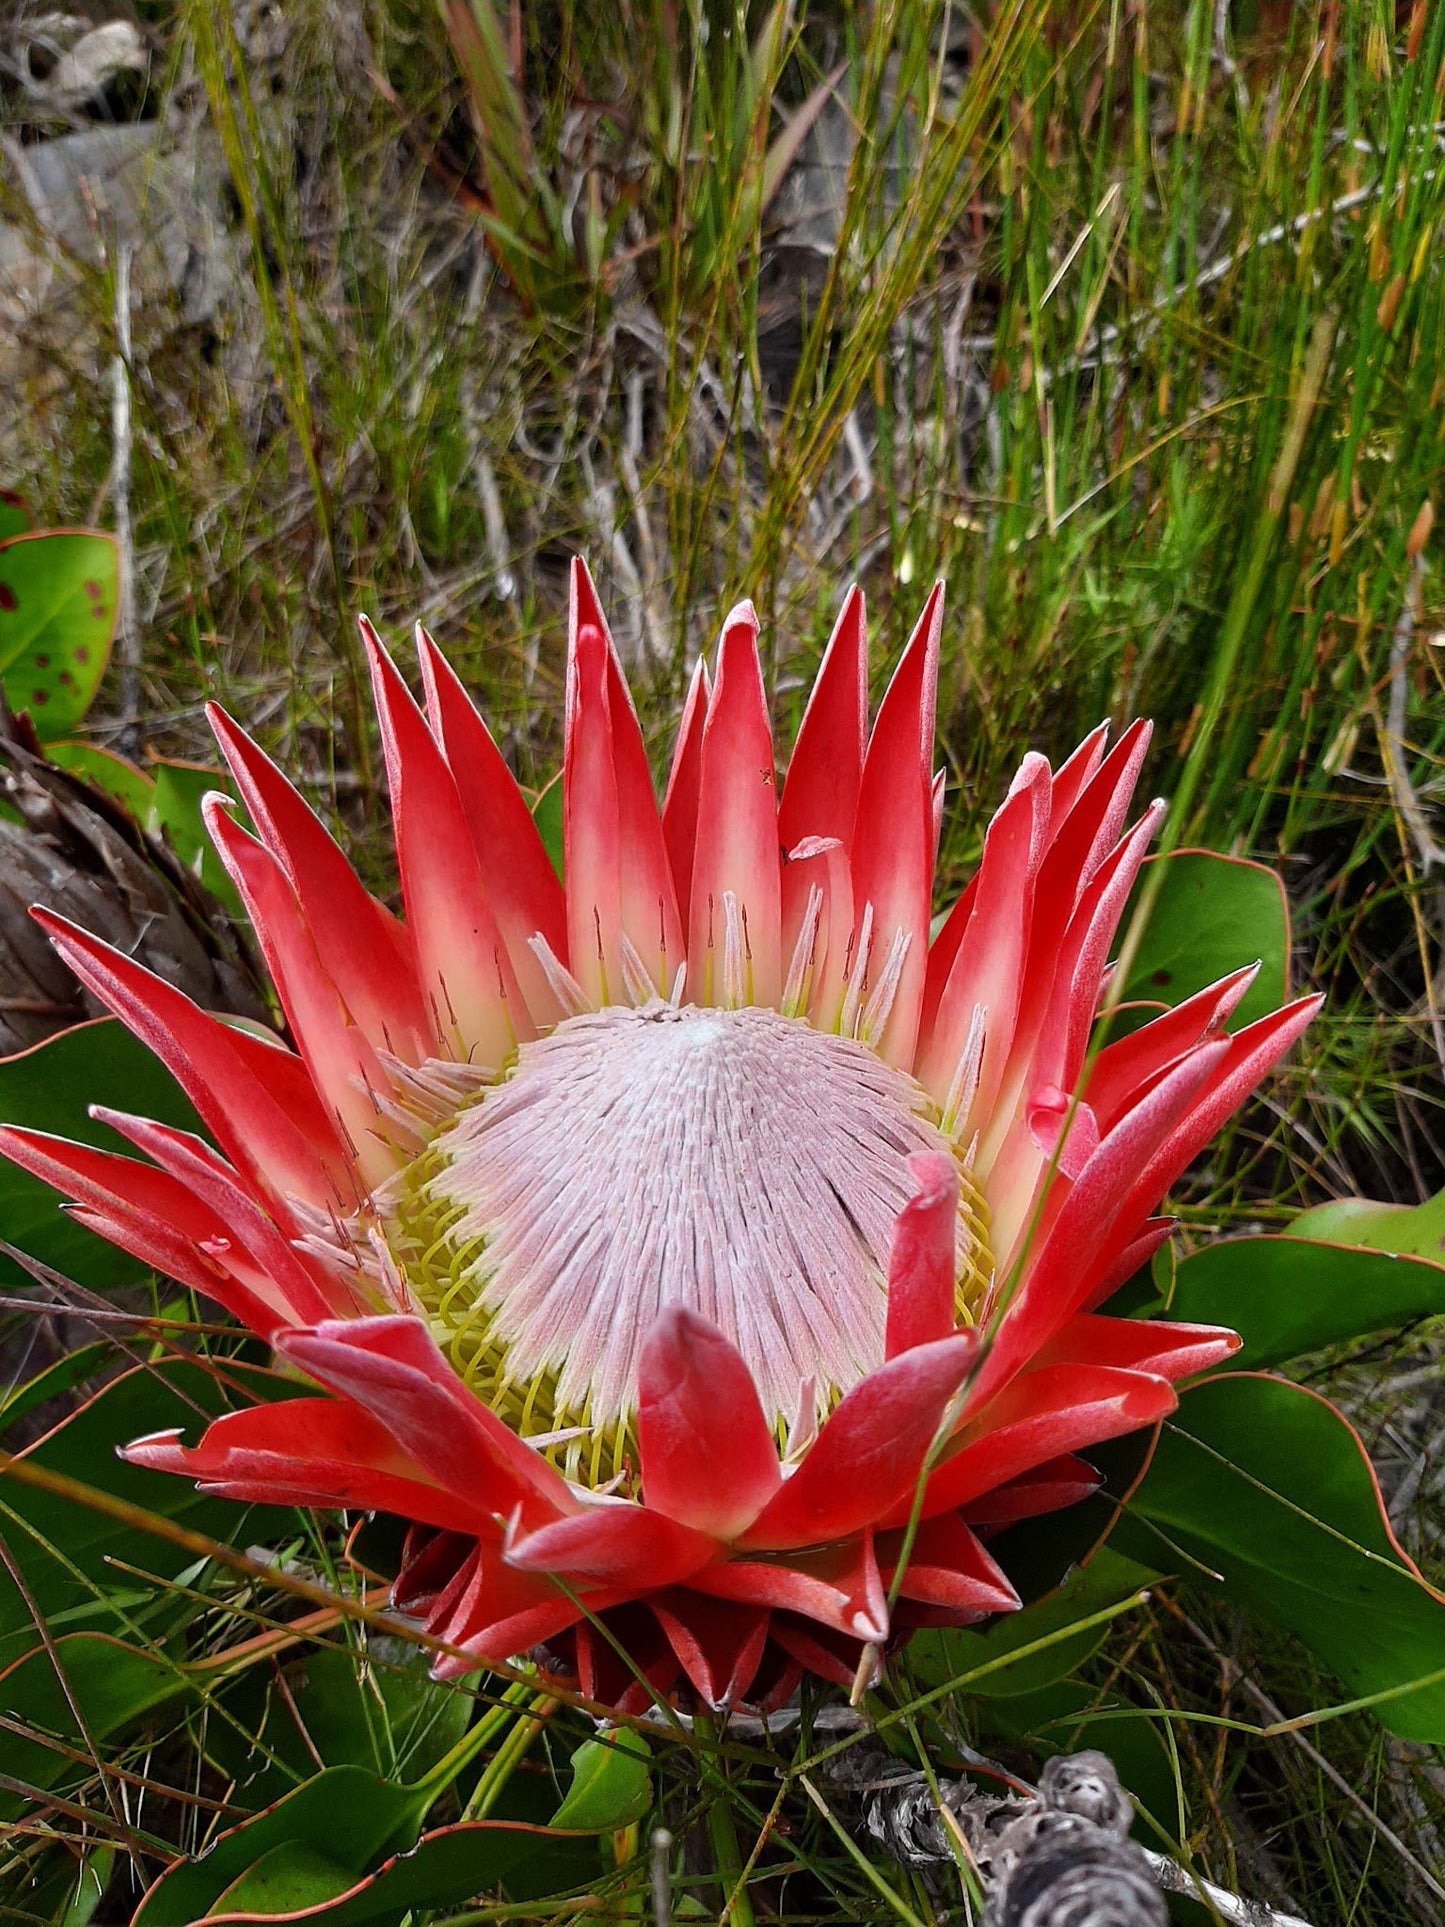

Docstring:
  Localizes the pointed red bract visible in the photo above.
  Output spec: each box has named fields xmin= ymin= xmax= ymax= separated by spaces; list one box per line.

xmin=660 ymin=657 xmax=709 ymax=920
xmin=911 ymin=1363 xmax=1178 ymax=1522
xmin=122 ymin=1398 xmax=483 ymax=1534
xmin=0 ymin=1125 xmax=309 ymax=1332
xmin=778 ymin=586 xmax=867 ymax=974
xmin=695 ymin=1532 xmax=888 ymax=1643
xmin=740 ymin=1333 xmax=977 ymax=1550
xmin=917 ymin=753 xmax=1050 ymax=1109
xmin=565 ymin=561 xmax=683 ymax=999
xmin=652 ymin=1593 xmax=771 ymax=1708
xmin=962 ymin=1455 xmax=1101 ymax=1527
xmin=204 ymin=799 xmax=402 ymax=1189
xmin=884 ymin=1153 xmax=960 ymax=1358
xmin=1038 ymin=1313 xmax=1240 ymax=1382
xmin=880 ymin=1511 xmax=1020 ymax=1616
xmin=637 ymin=1308 xmax=781 ymax=1537
xmin=847 ymin=585 xmax=942 ymax=1065
xmin=688 ymin=602 xmax=783 ymax=1007
xmin=364 ymin=620 xmax=531 ymax=1066
xmin=417 ymin=626 xmax=569 ymax=1020
xmin=34 ymin=912 xmax=350 ymax=1209
xmin=427 ymin=1550 xmax=600 ymax=1679
xmin=208 ymin=705 xmax=434 ymax=1065
xmin=279 ymin=1317 xmax=574 ymax=1528
xmin=504 ymin=1504 xmax=718 ymax=1587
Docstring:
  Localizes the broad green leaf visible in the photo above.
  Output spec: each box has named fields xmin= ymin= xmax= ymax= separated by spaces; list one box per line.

xmin=0 ymin=1341 xmax=110 ymax=1437
xmin=133 ymin=1764 xmax=595 ymax=1925
xmin=206 ymin=1640 xmax=472 ymax=1812
xmin=0 ymin=1633 xmax=184 ymax=1817
xmin=1166 ymin=1235 xmax=1445 ymax=1369
xmin=908 ymin=1547 xmax=1157 ymax=1699
xmin=133 ymin=1766 xmax=430 ymax=1924
xmin=0 ymin=531 xmax=118 ymax=737
xmin=210 ymin=1844 xmax=360 ymax=1915
xmin=146 ymin=756 xmax=247 ymax=915
xmin=45 ymin=739 xmax=157 ymax=819
xmin=1290 ymin=1185 xmax=1445 ymax=1260
xmin=1114 ymin=1374 xmax=1445 ymax=1742
xmin=0 ymin=1356 xmax=292 ymax=1675
xmin=550 ymin=1731 xmax=652 ymax=1831
xmin=1113 ymin=850 xmax=1289 ymax=1035
xmin=0 ymin=1018 xmax=202 ymax=1294
xmin=59 ymin=1846 xmax=114 ymax=1926
xmin=0 ymin=490 xmax=33 ymax=540
xmin=161 ymin=1820 xmax=594 ymax=1924
xmin=531 ymin=770 xmax=564 ymax=881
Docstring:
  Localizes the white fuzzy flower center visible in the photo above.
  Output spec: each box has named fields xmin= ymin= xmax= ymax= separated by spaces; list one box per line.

xmin=407 ymin=1001 xmax=984 ymax=1436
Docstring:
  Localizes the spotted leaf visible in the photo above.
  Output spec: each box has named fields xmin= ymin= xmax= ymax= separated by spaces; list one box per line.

xmin=0 ymin=530 xmax=119 ymax=738
xmin=0 ymin=490 xmax=32 ymax=542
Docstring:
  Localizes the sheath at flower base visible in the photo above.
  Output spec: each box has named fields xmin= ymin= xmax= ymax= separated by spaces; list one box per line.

xmin=0 ymin=562 xmax=1318 ymax=1713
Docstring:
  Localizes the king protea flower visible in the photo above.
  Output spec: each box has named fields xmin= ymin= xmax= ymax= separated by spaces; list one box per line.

xmin=0 ymin=564 xmax=1317 ymax=1712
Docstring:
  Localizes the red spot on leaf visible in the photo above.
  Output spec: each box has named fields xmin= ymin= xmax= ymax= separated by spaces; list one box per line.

xmin=0 ymin=585 xmax=15 ymax=612
xmin=31 ymin=690 xmax=47 ymax=705
xmin=73 ymin=646 xmax=89 ymax=664
xmin=84 ymin=580 xmax=101 ymax=599
xmin=58 ymin=671 xmax=73 ymax=687
xmin=34 ymin=653 xmax=48 ymax=668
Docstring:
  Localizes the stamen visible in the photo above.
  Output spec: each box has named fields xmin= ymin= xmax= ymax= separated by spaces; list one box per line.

xmin=942 ymin=1003 xmax=987 ymax=1138
xmin=858 ymin=928 xmax=911 ymax=1046
xmin=721 ymin=891 xmax=747 ymax=1008
xmin=839 ymin=903 xmax=875 ymax=1039
xmin=784 ymin=1374 xmax=820 ymax=1460
xmin=781 ymin=884 xmax=824 ymax=1019
xmin=528 ymin=935 xmax=590 ymax=1018
xmin=619 ymin=933 xmax=661 ymax=1008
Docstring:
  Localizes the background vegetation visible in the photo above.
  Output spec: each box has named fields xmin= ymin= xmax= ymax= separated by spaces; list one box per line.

xmin=2 ymin=1 xmax=1444 ymax=1921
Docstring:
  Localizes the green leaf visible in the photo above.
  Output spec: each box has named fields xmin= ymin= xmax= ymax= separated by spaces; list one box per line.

xmin=146 ymin=757 xmax=247 ymax=915
xmin=1290 ymin=1185 xmax=1445 ymax=1259
xmin=1166 ymin=1235 xmax=1445 ymax=1369
xmin=0 ymin=1018 xmax=202 ymax=1294
xmin=133 ymin=1764 xmax=595 ymax=1925
xmin=0 ymin=490 xmax=34 ymax=541
xmin=908 ymin=1547 xmax=1157 ymax=1700
xmin=0 ymin=1633 xmax=185 ymax=1817
xmin=59 ymin=1846 xmax=114 ymax=1926
xmin=45 ymin=739 xmax=157 ymax=819
xmin=205 ymin=1639 xmax=472 ymax=1812
xmin=0 ymin=531 xmax=118 ymax=738
xmin=209 ymin=1843 xmax=360 ymax=1915
xmin=550 ymin=1731 xmax=652 ymax=1831
xmin=0 ymin=1341 xmax=110 ymax=1437
xmin=1113 ymin=850 xmax=1289 ymax=1035
xmin=530 ymin=770 xmax=564 ymax=881
xmin=0 ymin=1356 xmax=293 ymax=1676
xmin=1114 ymin=1374 xmax=1445 ymax=1742
xmin=133 ymin=1765 xmax=429 ymax=1923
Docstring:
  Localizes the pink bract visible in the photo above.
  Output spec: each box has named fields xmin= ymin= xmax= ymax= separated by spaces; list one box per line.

xmin=0 ymin=563 xmax=1318 ymax=1711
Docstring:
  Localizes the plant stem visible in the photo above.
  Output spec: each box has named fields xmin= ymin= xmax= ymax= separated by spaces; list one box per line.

xmin=694 ymin=1711 xmax=757 ymax=1927
xmin=460 ymin=1689 xmax=556 ymax=1822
